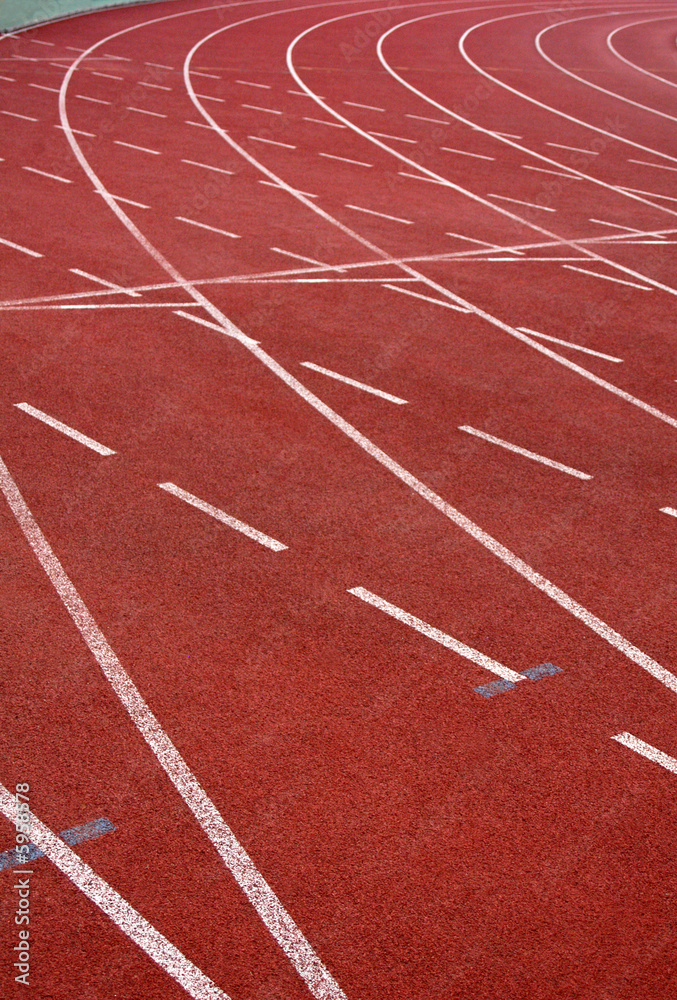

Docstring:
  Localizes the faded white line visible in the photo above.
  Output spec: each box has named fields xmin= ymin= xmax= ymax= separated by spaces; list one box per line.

xmin=405 ymin=113 xmax=448 ymax=124
xmin=139 ymin=81 xmax=171 ymax=90
xmin=174 ymin=310 xmax=259 ymax=346
xmin=0 ymin=236 xmax=42 ymax=258
xmin=612 ymin=732 xmax=677 ymax=774
xmin=236 ymin=79 xmax=270 ymax=89
xmin=546 ymin=141 xmax=598 ymax=155
xmin=195 ymin=93 xmax=225 ymax=102
xmin=628 ymin=159 xmax=677 ymax=173
xmin=446 ymin=231 xmax=522 ymax=254
xmin=146 ymin=61 xmax=173 ymax=70
xmin=76 ymin=94 xmax=111 ymax=104
xmin=242 ymin=103 xmax=282 ymax=114
xmin=248 ymin=135 xmax=296 ymax=149
xmin=343 ymin=100 xmax=384 ymax=111
xmin=259 ymin=180 xmax=317 ymax=197
xmin=562 ymin=265 xmax=653 ymax=290
xmin=382 ymin=283 xmax=470 ymax=311
xmin=23 ymin=166 xmax=72 ymax=183
xmin=182 ymin=159 xmax=233 ymax=174
xmin=29 ymin=83 xmax=61 ymax=93
xmin=369 ymin=130 xmax=416 ymax=144
xmin=114 ymin=140 xmax=161 ymax=155
xmin=186 ymin=119 xmax=214 ymax=129
xmin=1 ymin=110 xmax=38 ymax=121
xmin=271 ymin=246 xmax=333 ymax=268
xmin=517 ymin=327 xmax=622 ymax=363
xmin=0 ymin=76 xmax=16 ymax=82
xmin=127 ymin=106 xmax=166 ymax=117
xmin=398 ymin=170 xmax=447 ymax=185
xmin=522 ymin=164 xmax=580 ymax=179
xmin=458 ymin=425 xmax=591 ymax=480
xmin=69 ymin=268 xmax=140 ymax=297
xmin=300 ymin=362 xmax=407 ymax=404
xmin=304 ymin=116 xmax=346 ymax=128
xmin=95 ymin=191 xmax=149 ymax=209
xmin=192 ymin=71 xmax=220 ymax=80
xmin=488 ymin=193 xmax=555 ymax=211
xmin=320 ymin=152 xmax=372 ymax=167
xmin=348 ymin=586 xmax=525 ymax=683
xmin=0 ymin=784 xmax=228 ymax=1000
xmin=176 ymin=216 xmax=240 ymax=238
xmin=15 ymin=403 xmax=115 ymax=456
xmin=441 ymin=146 xmax=493 ymax=160
xmin=589 ymin=218 xmax=660 ymax=238
xmin=55 ymin=124 xmax=95 ymax=137
xmin=159 ymin=482 xmax=287 ymax=551
xmin=91 ymin=71 xmax=123 ymax=80
xmin=345 ymin=203 xmax=411 ymax=224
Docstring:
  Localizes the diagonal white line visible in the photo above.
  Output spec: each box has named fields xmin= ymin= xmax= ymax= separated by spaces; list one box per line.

xmin=458 ymin=425 xmax=591 ymax=479
xmin=612 ymin=733 xmax=677 ymax=774
xmin=158 ymin=482 xmax=287 ymax=551
xmin=300 ymin=362 xmax=408 ymax=404
xmin=15 ymin=403 xmax=115 ymax=456
xmin=562 ymin=265 xmax=653 ymax=290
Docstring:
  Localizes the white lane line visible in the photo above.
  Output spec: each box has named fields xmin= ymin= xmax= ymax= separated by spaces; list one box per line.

xmin=348 ymin=586 xmax=525 ymax=683
xmin=300 ymin=362 xmax=408 ymax=404
xmin=304 ymin=116 xmax=346 ymax=128
xmin=288 ymin=89 xmax=323 ymax=98
xmin=158 ymin=482 xmax=287 ymax=551
xmin=29 ymin=83 xmax=61 ymax=93
xmin=382 ymin=283 xmax=470 ymax=312
xmin=95 ymin=191 xmax=149 ymax=209
xmin=139 ymin=81 xmax=171 ymax=91
xmin=0 ymin=236 xmax=42 ymax=258
xmin=343 ymin=100 xmax=384 ymax=112
xmin=236 ymin=79 xmax=270 ymax=89
xmin=181 ymin=159 xmax=233 ymax=174
xmin=488 ymin=193 xmax=555 ymax=212
xmin=55 ymin=124 xmax=95 ymax=137
xmin=146 ymin=62 xmax=173 ymax=70
xmin=0 ymin=75 xmax=16 ymax=82
xmin=0 ymin=785 xmax=227 ymax=1000
xmin=441 ymin=146 xmax=494 ymax=160
xmin=562 ymin=265 xmax=652 ymax=290
xmin=127 ymin=106 xmax=167 ymax=117
xmin=242 ymin=103 xmax=282 ymax=114
xmin=102 ymin=53 xmax=132 ymax=62
xmin=192 ymin=71 xmax=220 ymax=79
xmin=114 ymin=140 xmax=161 ymax=155
xmin=259 ymin=180 xmax=317 ymax=197
xmin=660 ymin=507 xmax=677 ymax=518
xmin=446 ymin=231 xmax=522 ymax=254
xmin=405 ymin=113 xmax=448 ymax=124
xmin=270 ymin=247 xmax=332 ymax=268
xmin=367 ymin=132 xmax=416 ymax=148
xmin=15 ymin=403 xmax=115 ymax=456
xmin=629 ymin=159 xmax=677 ymax=173
xmin=174 ymin=310 xmax=259 ymax=346
xmin=517 ymin=327 xmax=622 ymax=363
xmin=248 ymin=135 xmax=295 ymax=149
xmin=30 ymin=39 xmax=55 ymax=46
xmin=398 ymin=171 xmax=446 ymax=185
xmin=195 ymin=93 xmax=225 ymax=102
xmin=458 ymin=425 xmax=591 ymax=480
xmin=76 ymin=94 xmax=111 ymax=105
xmin=186 ymin=119 xmax=214 ymax=129
xmin=319 ymin=152 xmax=372 ymax=168
xmin=2 ymin=302 xmax=199 ymax=312
xmin=69 ymin=268 xmax=140 ymax=297
xmin=345 ymin=203 xmax=412 ymax=224
xmin=0 ymin=110 xmax=38 ymax=121
xmin=66 ymin=46 xmax=87 ymax=52
xmin=91 ymin=71 xmax=123 ymax=80
xmin=612 ymin=733 xmax=677 ymax=775
xmin=494 ymin=131 xmax=521 ymax=139
xmin=22 ymin=166 xmax=72 ymax=183
xmin=589 ymin=218 xmax=661 ymax=238
xmin=175 ymin=216 xmax=240 ymax=239
xmin=546 ymin=141 xmax=599 ymax=155
xmin=522 ymin=164 xmax=580 ymax=179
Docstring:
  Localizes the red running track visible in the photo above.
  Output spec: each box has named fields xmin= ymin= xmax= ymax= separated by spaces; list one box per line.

xmin=1 ymin=1 xmax=677 ymax=997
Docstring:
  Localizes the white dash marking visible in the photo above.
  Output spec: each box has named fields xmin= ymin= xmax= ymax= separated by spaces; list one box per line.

xmin=521 ymin=164 xmax=580 ymax=179
xmin=488 ymin=193 xmax=556 ymax=211
xmin=175 ymin=217 xmax=240 ymax=239
xmin=0 ymin=786 xmax=229 ymax=1000
xmin=343 ymin=101 xmax=384 ymax=112
xmin=304 ymin=117 xmax=346 ymax=128
xmin=15 ymin=403 xmax=115 ymax=456
xmin=69 ymin=268 xmax=140 ymax=297
xmin=95 ymin=191 xmax=149 ymax=209
xmin=0 ymin=236 xmax=42 ymax=258
xmin=55 ymin=124 xmax=95 ymax=137
xmin=29 ymin=39 xmax=55 ymax=46
xmin=91 ymin=71 xmax=123 ymax=80
xmin=300 ymin=362 xmax=408 ymax=404
xmin=76 ymin=94 xmax=111 ymax=105
xmin=138 ymin=81 xmax=171 ymax=91
xmin=0 ymin=110 xmax=38 ymax=121
xmin=236 ymin=79 xmax=270 ymax=89
xmin=628 ymin=159 xmax=677 ymax=173
xmin=345 ymin=203 xmax=411 ymax=224
xmin=192 ymin=71 xmax=220 ymax=79
xmin=181 ymin=159 xmax=233 ymax=175
xmin=102 ymin=53 xmax=132 ymax=62
xmin=114 ymin=140 xmax=161 ymax=155
xmin=259 ymin=181 xmax=317 ymax=197
xmin=248 ymin=135 xmax=296 ymax=149
xmin=612 ymin=733 xmax=677 ymax=775
xmin=159 ymin=483 xmax=287 ymax=551
xmin=562 ymin=265 xmax=652 ymax=290
xmin=382 ymin=283 xmax=470 ymax=312
xmin=618 ymin=185 xmax=677 ymax=203
xmin=398 ymin=171 xmax=447 ymax=185
xmin=348 ymin=586 xmax=524 ymax=683
xmin=29 ymin=83 xmax=60 ymax=93
xmin=369 ymin=130 xmax=417 ymax=144
xmin=589 ymin=218 xmax=658 ymax=237
xmin=270 ymin=247 xmax=330 ymax=268
xmin=146 ymin=62 xmax=173 ymax=70
xmin=127 ymin=106 xmax=167 ymax=117
xmin=23 ymin=166 xmax=72 ymax=183
xmin=547 ymin=141 xmax=598 ymax=155
xmin=185 ymin=120 xmax=214 ymax=129
xmin=660 ymin=507 xmax=677 ymax=518
xmin=242 ymin=103 xmax=282 ymax=114
xmin=174 ymin=310 xmax=259 ymax=346
xmin=195 ymin=93 xmax=225 ymax=102
xmin=441 ymin=146 xmax=494 ymax=160
xmin=319 ymin=152 xmax=373 ymax=168
xmin=0 ymin=76 xmax=17 ymax=82
xmin=458 ymin=425 xmax=591 ymax=479
xmin=517 ymin=327 xmax=622 ymax=363
xmin=405 ymin=113 xmax=449 ymax=124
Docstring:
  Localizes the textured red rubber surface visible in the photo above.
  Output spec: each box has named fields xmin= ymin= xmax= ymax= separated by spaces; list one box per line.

xmin=1 ymin=1 xmax=676 ymax=998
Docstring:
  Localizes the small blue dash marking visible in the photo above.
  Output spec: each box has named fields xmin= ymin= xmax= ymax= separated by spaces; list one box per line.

xmin=474 ymin=678 xmax=517 ymax=698
xmin=0 ymin=817 xmax=115 ymax=871
xmin=523 ymin=662 xmax=562 ymax=681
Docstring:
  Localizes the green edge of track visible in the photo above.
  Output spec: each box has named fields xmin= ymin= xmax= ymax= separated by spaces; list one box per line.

xmin=0 ymin=0 xmax=174 ymax=33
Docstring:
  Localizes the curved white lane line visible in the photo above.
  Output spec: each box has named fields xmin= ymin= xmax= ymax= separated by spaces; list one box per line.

xmin=458 ymin=6 xmax=677 ymax=164
xmin=536 ymin=9 xmax=677 ymax=125
xmin=608 ymin=15 xmax=677 ymax=90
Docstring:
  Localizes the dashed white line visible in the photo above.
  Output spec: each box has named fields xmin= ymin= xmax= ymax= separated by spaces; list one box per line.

xmin=441 ymin=146 xmax=494 ymax=160
xmin=248 ymin=135 xmax=296 ymax=149
xmin=406 ymin=113 xmax=449 ymax=124
xmin=660 ymin=507 xmax=677 ymax=518
xmin=146 ymin=62 xmax=173 ymax=70
xmin=23 ymin=166 xmax=72 ymax=183
xmin=1 ymin=110 xmax=38 ymax=121
xmin=446 ymin=231 xmax=522 ymax=254
xmin=242 ymin=103 xmax=282 ymax=114
xmin=517 ymin=327 xmax=622 ymax=363
xmin=236 ymin=79 xmax=270 ymax=89
xmin=612 ymin=733 xmax=677 ymax=775
xmin=304 ymin=116 xmax=346 ymax=128
xmin=343 ymin=100 xmax=384 ymax=111
xmin=546 ymin=141 xmax=599 ymax=155
xmin=29 ymin=83 xmax=61 ymax=93
xmin=195 ymin=93 xmax=225 ymax=102
xmin=458 ymin=425 xmax=591 ymax=480
xmin=259 ymin=180 xmax=317 ymax=197
xmin=185 ymin=119 xmax=214 ymax=129
xmin=488 ymin=193 xmax=555 ymax=212
xmin=345 ymin=203 xmax=412 ymax=224
xmin=158 ymin=482 xmax=287 ymax=551
xmin=174 ymin=310 xmax=259 ymax=347
xmin=191 ymin=71 xmax=220 ymax=79
xmin=521 ymin=164 xmax=580 ymax=179
xmin=175 ymin=216 xmax=240 ymax=239
xmin=288 ymin=89 xmax=322 ymax=98
xmin=114 ymin=140 xmax=161 ymax=155
xmin=0 ymin=76 xmax=16 ymax=82
xmin=493 ymin=131 xmax=521 ymax=139
xmin=30 ymin=39 xmax=55 ymax=46
xmin=368 ymin=130 xmax=417 ymax=144
xmin=320 ymin=152 xmax=373 ymax=168
xmin=270 ymin=247 xmax=331 ymax=268
xmin=55 ymin=124 xmax=95 ymax=137
xmin=0 ymin=236 xmax=42 ymax=258
xmin=15 ymin=403 xmax=115 ymax=456
xmin=300 ymin=362 xmax=407 ymax=404
xmin=95 ymin=191 xmax=150 ymax=209
xmin=102 ymin=53 xmax=132 ymax=62
xmin=382 ymin=283 xmax=470 ymax=311
xmin=398 ymin=171 xmax=446 ymax=185
xmin=181 ymin=159 xmax=233 ymax=174
xmin=562 ymin=265 xmax=652 ymax=290
xmin=76 ymin=94 xmax=111 ymax=105
xmin=628 ymin=159 xmax=677 ymax=173
xmin=348 ymin=586 xmax=525 ymax=683
xmin=90 ymin=71 xmax=123 ymax=80
xmin=138 ymin=82 xmax=171 ymax=92
xmin=127 ymin=106 xmax=167 ymax=117
xmin=69 ymin=268 xmax=140 ymax=297
xmin=589 ymin=218 xmax=659 ymax=238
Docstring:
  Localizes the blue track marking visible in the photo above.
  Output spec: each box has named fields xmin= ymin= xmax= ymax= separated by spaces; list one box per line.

xmin=475 ymin=662 xmax=562 ymax=697
xmin=0 ymin=817 xmax=115 ymax=871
